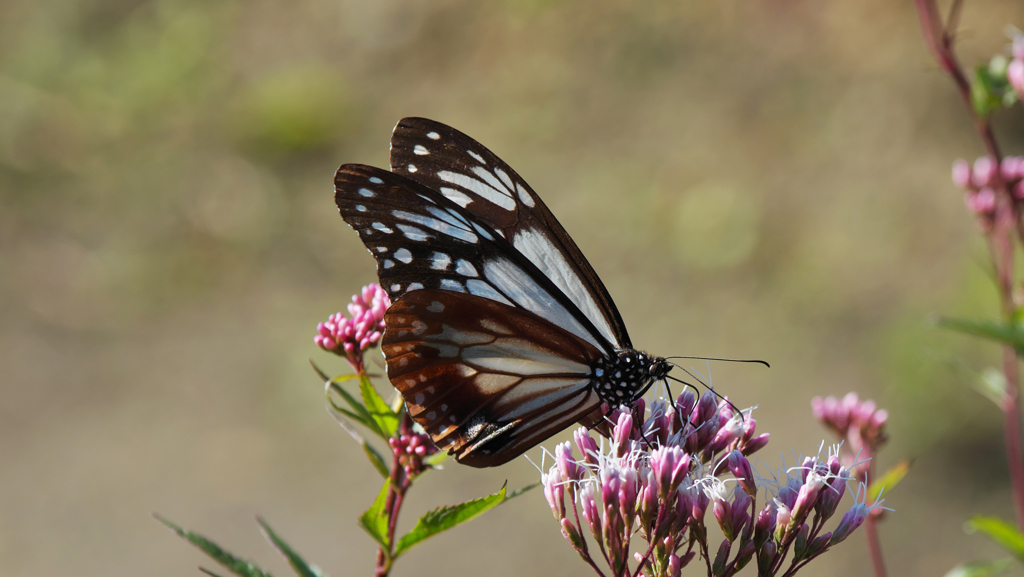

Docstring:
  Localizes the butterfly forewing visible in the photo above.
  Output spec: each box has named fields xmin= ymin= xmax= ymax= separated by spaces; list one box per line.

xmin=335 ymin=164 xmax=614 ymax=354
xmin=382 ymin=289 xmax=603 ymax=467
xmin=390 ymin=117 xmax=631 ymax=350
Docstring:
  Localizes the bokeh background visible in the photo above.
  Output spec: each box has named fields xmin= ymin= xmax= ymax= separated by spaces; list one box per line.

xmin=3 ymin=0 xmax=1024 ymax=575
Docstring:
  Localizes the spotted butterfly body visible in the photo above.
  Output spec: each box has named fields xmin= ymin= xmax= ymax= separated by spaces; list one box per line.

xmin=335 ymin=118 xmax=669 ymax=467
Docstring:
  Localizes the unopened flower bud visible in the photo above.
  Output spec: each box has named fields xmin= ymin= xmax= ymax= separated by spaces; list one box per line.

xmin=726 ymin=451 xmax=757 ymax=497
xmin=830 ymin=503 xmax=869 ymax=544
xmin=613 ymin=412 xmax=633 ymax=457
xmin=555 ymin=441 xmax=581 ymax=482
xmin=973 ymin=156 xmax=997 ymax=188
xmin=543 ymin=466 xmax=566 ymax=521
xmin=952 ymin=158 xmax=972 ymax=188
xmin=1009 ymin=59 xmax=1024 ymax=99
xmin=573 ymin=427 xmax=599 ymax=466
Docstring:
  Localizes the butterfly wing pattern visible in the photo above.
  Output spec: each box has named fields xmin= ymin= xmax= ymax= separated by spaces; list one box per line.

xmin=334 ymin=119 xmax=669 ymax=467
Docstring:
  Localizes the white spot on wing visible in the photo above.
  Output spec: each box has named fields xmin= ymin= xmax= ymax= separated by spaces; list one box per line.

xmin=394 ymin=248 xmax=412 ymax=264
xmin=356 ymin=205 xmax=366 ymax=212
xmin=383 ymin=260 xmax=395 ymax=269
xmin=438 ymin=171 xmax=515 ymax=210
xmin=439 ymin=187 xmax=473 ymax=208
xmin=467 ymin=150 xmax=485 ymax=164
xmin=471 ymin=166 xmax=514 ymax=196
xmin=408 ymin=282 xmax=424 ymax=291
xmin=494 ymin=168 xmax=515 ymax=193
xmin=516 ymin=183 xmax=535 ymax=207
xmin=397 ymin=223 xmax=430 ymax=241
xmin=359 ymin=188 xmax=374 ymax=197
xmin=372 ymin=222 xmax=393 ymax=234
xmin=440 ymin=278 xmax=464 ymax=292
xmin=430 ymin=252 xmax=452 ymax=270
xmin=426 ymin=132 xmax=440 ymax=140
xmin=393 ymin=210 xmax=478 ymax=243
xmin=414 ymin=145 xmax=429 ymax=155
xmin=369 ymin=177 xmax=383 ymax=184
xmin=427 ymin=301 xmax=445 ymax=312
xmin=455 ymin=259 xmax=478 ymax=277
xmin=466 ymin=280 xmax=513 ymax=306
xmin=408 ymin=164 xmax=418 ymax=173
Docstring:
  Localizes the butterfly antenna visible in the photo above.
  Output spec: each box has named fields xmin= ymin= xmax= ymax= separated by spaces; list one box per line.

xmin=664 ymin=356 xmax=770 ymax=368
xmin=666 ymin=365 xmax=746 ymax=423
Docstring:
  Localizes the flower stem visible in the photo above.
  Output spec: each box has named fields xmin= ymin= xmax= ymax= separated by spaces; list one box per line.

xmin=913 ymin=0 xmax=1024 ymax=533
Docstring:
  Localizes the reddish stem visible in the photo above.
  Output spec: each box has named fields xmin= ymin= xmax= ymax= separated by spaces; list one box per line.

xmin=913 ymin=0 xmax=1024 ymax=532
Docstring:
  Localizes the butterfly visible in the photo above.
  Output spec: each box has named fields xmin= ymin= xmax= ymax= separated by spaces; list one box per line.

xmin=334 ymin=117 xmax=670 ymax=467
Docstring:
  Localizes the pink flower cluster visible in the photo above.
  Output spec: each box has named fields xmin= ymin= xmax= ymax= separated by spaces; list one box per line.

xmin=315 ymin=283 xmax=391 ymax=371
xmin=811 ymin=393 xmax=887 ymax=475
xmin=952 ymin=156 xmax=1024 ymax=225
xmin=389 ymin=431 xmax=438 ymax=477
xmin=542 ymin=392 xmax=876 ymax=577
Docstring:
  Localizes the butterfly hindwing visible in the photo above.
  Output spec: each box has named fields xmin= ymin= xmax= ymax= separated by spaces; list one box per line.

xmin=390 ymin=117 xmax=631 ymax=350
xmin=382 ymin=289 xmax=603 ymax=467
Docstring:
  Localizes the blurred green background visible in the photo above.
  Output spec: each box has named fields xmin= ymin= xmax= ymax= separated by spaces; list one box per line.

xmin=3 ymin=0 xmax=1024 ymax=575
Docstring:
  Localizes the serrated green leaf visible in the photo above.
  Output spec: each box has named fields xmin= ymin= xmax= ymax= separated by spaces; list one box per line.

xmin=326 ymin=379 xmax=382 ymax=438
xmin=359 ymin=479 xmax=392 ymax=550
xmin=359 ymin=373 xmax=399 ymax=439
xmin=943 ymin=559 xmax=1014 ymax=577
xmin=155 ymin=514 xmax=273 ymax=577
xmin=936 ymin=317 xmax=1024 ymax=353
xmin=967 ymin=517 xmax=1024 ymax=561
xmin=868 ymin=460 xmax=910 ymax=502
xmin=256 ymin=517 xmax=328 ymax=577
xmin=507 ymin=481 xmax=540 ymax=499
xmin=394 ymin=482 xmax=517 ymax=557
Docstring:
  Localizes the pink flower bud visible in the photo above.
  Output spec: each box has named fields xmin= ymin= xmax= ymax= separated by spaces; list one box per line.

xmin=830 ymin=503 xmax=869 ymax=544
xmin=726 ymin=451 xmax=757 ymax=497
xmin=742 ymin=433 xmax=770 ymax=455
xmin=952 ymin=159 xmax=972 ymax=189
xmin=555 ymin=441 xmax=581 ymax=482
xmin=613 ymin=412 xmax=633 ymax=457
xmin=543 ymin=466 xmax=566 ymax=521
xmin=579 ymin=484 xmax=601 ymax=541
xmin=1009 ymin=59 xmax=1024 ymax=99
xmin=973 ymin=156 xmax=997 ymax=188
xmin=792 ymin=468 xmax=826 ymax=525
xmin=573 ymin=427 xmax=600 ymax=466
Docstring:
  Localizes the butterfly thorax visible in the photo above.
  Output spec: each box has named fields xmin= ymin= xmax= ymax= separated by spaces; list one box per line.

xmin=591 ymin=349 xmax=670 ymax=406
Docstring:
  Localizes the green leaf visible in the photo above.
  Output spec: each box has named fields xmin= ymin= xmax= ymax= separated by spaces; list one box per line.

xmin=936 ymin=317 xmax=1024 ymax=353
xmin=154 ymin=514 xmax=273 ymax=577
xmin=393 ymin=482 xmax=535 ymax=557
xmin=966 ymin=517 xmax=1024 ymax=561
xmin=943 ymin=559 xmax=1014 ymax=577
xmin=867 ymin=460 xmax=910 ymax=502
xmin=327 ymin=411 xmax=391 ymax=478
xmin=256 ymin=517 xmax=328 ymax=577
xmin=359 ymin=373 xmax=400 ymax=439
xmin=359 ymin=479 xmax=392 ymax=550
xmin=326 ymin=379 xmax=382 ymax=438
